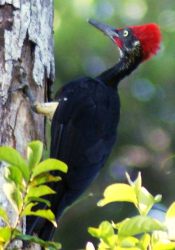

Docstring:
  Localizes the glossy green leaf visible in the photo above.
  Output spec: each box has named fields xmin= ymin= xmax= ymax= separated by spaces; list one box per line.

xmin=120 ymin=236 xmax=139 ymax=248
xmin=0 ymin=207 xmax=9 ymax=225
xmin=26 ymin=185 xmax=55 ymax=201
xmin=27 ymin=141 xmax=43 ymax=169
xmin=5 ymin=165 xmax=23 ymax=189
xmin=118 ymin=215 xmax=166 ymax=237
xmin=139 ymin=234 xmax=151 ymax=250
xmin=127 ymin=172 xmax=162 ymax=215
xmin=0 ymin=227 xmax=11 ymax=243
xmin=3 ymin=182 xmax=22 ymax=213
xmin=166 ymin=202 xmax=175 ymax=219
xmin=88 ymin=221 xmax=114 ymax=240
xmin=22 ymin=203 xmax=57 ymax=227
xmin=31 ymin=173 xmax=61 ymax=186
xmin=0 ymin=146 xmax=29 ymax=181
xmin=97 ymin=184 xmax=137 ymax=207
xmin=153 ymin=242 xmax=175 ymax=250
xmin=26 ymin=197 xmax=51 ymax=207
xmin=16 ymin=233 xmax=61 ymax=249
xmin=31 ymin=159 xmax=68 ymax=179
xmin=136 ymin=187 xmax=157 ymax=216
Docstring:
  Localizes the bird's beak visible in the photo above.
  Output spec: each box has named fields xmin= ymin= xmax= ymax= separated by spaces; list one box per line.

xmin=88 ymin=19 xmax=118 ymax=40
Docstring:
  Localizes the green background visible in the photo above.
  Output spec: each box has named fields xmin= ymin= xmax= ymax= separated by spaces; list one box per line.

xmin=53 ymin=0 xmax=175 ymax=249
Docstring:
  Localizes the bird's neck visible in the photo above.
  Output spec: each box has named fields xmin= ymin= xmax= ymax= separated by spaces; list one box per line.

xmin=96 ymin=54 xmax=142 ymax=89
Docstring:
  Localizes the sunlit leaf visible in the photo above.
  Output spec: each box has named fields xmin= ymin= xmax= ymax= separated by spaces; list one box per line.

xmin=0 ymin=227 xmax=11 ymax=243
xmin=139 ymin=234 xmax=151 ymax=250
xmin=137 ymin=187 xmax=157 ymax=216
xmin=153 ymin=242 xmax=175 ymax=250
xmin=26 ymin=185 xmax=55 ymax=201
xmin=88 ymin=221 xmax=114 ymax=240
xmin=118 ymin=215 xmax=166 ymax=237
xmin=3 ymin=182 xmax=22 ymax=213
xmin=0 ymin=146 xmax=29 ymax=181
xmin=27 ymin=141 xmax=43 ymax=169
xmin=31 ymin=159 xmax=67 ymax=179
xmin=120 ymin=236 xmax=139 ymax=248
xmin=166 ymin=202 xmax=175 ymax=219
xmin=26 ymin=197 xmax=51 ymax=207
xmin=31 ymin=173 xmax=61 ymax=186
xmin=22 ymin=203 xmax=57 ymax=227
xmin=5 ymin=165 xmax=23 ymax=189
xmin=0 ymin=207 xmax=9 ymax=225
xmin=97 ymin=184 xmax=137 ymax=207
xmin=127 ymin=172 xmax=162 ymax=215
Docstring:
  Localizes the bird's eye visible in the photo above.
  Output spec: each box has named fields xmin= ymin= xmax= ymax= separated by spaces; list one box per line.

xmin=123 ymin=30 xmax=129 ymax=37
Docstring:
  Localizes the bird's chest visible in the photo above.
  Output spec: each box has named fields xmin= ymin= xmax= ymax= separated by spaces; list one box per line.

xmin=70 ymin=83 xmax=120 ymax=138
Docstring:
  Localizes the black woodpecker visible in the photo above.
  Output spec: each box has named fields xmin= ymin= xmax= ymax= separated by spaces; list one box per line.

xmin=26 ymin=19 xmax=161 ymax=240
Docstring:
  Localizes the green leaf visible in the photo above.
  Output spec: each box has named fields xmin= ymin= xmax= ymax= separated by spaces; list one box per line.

xmin=22 ymin=203 xmax=57 ymax=227
xmin=136 ymin=187 xmax=159 ymax=216
xmin=0 ymin=227 xmax=11 ymax=243
xmin=31 ymin=173 xmax=61 ymax=186
xmin=5 ymin=165 xmax=23 ymax=189
xmin=118 ymin=215 xmax=166 ymax=237
xmin=127 ymin=172 xmax=162 ymax=215
xmin=0 ymin=207 xmax=9 ymax=225
xmin=88 ymin=221 xmax=114 ymax=241
xmin=26 ymin=185 xmax=55 ymax=201
xmin=31 ymin=159 xmax=68 ymax=179
xmin=120 ymin=236 xmax=139 ymax=248
xmin=166 ymin=202 xmax=175 ymax=219
xmin=0 ymin=146 xmax=29 ymax=181
xmin=27 ymin=141 xmax=43 ymax=169
xmin=97 ymin=184 xmax=137 ymax=207
xmin=139 ymin=234 xmax=151 ymax=250
xmin=26 ymin=197 xmax=51 ymax=207
xmin=3 ymin=182 xmax=22 ymax=213
xmin=153 ymin=242 xmax=175 ymax=250
xmin=16 ymin=233 xmax=61 ymax=249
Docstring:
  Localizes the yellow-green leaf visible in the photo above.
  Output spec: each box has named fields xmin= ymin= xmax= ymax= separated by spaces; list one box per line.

xmin=26 ymin=185 xmax=55 ymax=202
xmin=22 ymin=203 xmax=57 ymax=227
xmin=31 ymin=159 xmax=67 ymax=179
xmin=0 ymin=227 xmax=11 ymax=243
xmin=166 ymin=202 xmax=175 ymax=219
xmin=27 ymin=141 xmax=43 ymax=169
xmin=0 ymin=207 xmax=9 ymax=225
xmin=98 ymin=184 xmax=137 ymax=207
xmin=118 ymin=216 xmax=166 ymax=237
xmin=0 ymin=146 xmax=29 ymax=181
xmin=3 ymin=182 xmax=22 ymax=213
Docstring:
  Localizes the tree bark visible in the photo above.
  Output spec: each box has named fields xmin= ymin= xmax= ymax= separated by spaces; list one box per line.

xmin=0 ymin=0 xmax=55 ymax=248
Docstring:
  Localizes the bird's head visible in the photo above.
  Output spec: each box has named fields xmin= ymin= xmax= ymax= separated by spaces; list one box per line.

xmin=88 ymin=19 xmax=161 ymax=62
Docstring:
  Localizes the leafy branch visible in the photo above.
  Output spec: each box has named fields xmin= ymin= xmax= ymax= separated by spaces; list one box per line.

xmin=0 ymin=141 xmax=68 ymax=250
xmin=87 ymin=173 xmax=175 ymax=250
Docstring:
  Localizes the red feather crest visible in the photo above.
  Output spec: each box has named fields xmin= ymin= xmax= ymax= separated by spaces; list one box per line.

xmin=130 ymin=23 xmax=161 ymax=61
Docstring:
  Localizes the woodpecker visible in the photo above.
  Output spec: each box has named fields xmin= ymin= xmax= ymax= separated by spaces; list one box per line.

xmin=27 ymin=19 xmax=161 ymax=240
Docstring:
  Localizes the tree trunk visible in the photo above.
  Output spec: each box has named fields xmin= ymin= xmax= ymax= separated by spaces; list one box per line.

xmin=0 ymin=0 xmax=55 ymax=248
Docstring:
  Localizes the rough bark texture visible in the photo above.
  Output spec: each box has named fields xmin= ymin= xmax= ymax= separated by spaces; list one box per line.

xmin=0 ymin=0 xmax=54 ymax=248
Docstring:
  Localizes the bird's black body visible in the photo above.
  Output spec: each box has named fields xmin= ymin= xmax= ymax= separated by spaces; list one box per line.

xmin=50 ymin=76 xmax=120 ymax=210
xmin=26 ymin=19 xmax=161 ymax=241
xmin=27 ymin=76 xmax=120 ymax=240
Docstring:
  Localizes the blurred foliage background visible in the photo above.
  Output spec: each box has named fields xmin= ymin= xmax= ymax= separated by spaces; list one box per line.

xmin=53 ymin=0 xmax=175 ymax=249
